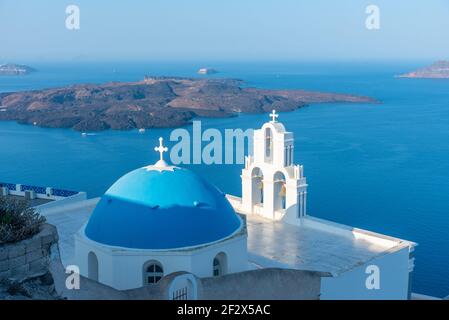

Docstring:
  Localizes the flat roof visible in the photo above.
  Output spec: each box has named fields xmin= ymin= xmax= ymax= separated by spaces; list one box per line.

xmin=40 ymin=198 xmax=98 ymax=266
xmin=245 ymin=214 xmax=413 ymax=276
xmin=38 ymin=196 xmax=414 ymax=276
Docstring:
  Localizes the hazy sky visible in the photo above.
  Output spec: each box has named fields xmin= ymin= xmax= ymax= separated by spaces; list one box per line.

xmin=1 ymin=0 xmax=448 ymax=62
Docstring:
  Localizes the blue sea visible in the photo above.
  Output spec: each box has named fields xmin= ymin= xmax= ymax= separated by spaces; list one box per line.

xmin=1 ymin=61 xmax=448 ymax=298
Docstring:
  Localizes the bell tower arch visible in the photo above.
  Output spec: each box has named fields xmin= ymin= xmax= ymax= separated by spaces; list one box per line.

xmin=241 ymin=110 xmax=308 ymax=224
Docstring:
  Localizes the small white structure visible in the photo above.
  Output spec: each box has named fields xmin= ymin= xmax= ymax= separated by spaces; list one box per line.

xmin=241 ymin=110 xmax=308 ymax=225
xmin=75 ymin=138 xmax=248 ymax=290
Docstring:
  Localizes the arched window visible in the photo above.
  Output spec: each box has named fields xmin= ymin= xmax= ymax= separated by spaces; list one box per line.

xmin=251 ymin=167 xmax=264 ymax=206
xmin=265 ymin=128 xmax=273 ymax=163
xmin=284 ymin=145 xmax=293 ymax=166
xmin=284 ymin=147 xmax=288 ymax=166
xmin=88 ymin=251 xmax=98 ymax=281
xmin=144 ymin=261 xmax=164 ymax=285
xmin=213 ymin=252 xmax=227 ymax=277
xmin=274 ymin=172 xmax=287 ymax=211
xmin=213 ymin=258 xmax=221 ymax=277
xmin=289 ymin=145 xmax=294 ymax=165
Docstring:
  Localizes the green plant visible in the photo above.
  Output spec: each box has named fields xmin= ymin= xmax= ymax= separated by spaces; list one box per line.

xmin=0 ymin=196 xmax=46 ymax=244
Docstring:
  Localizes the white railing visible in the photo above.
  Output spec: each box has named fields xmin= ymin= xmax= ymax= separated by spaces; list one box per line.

xmin=0 ymin=182 xmax=82 ymax=201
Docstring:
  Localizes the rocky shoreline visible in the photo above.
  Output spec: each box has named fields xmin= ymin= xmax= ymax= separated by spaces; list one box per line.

xmin=0 ymin=77 xmax=377 ymax=131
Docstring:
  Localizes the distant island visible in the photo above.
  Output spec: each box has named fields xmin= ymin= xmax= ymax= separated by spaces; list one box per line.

xmin=0 ymin=64 xmax=36 ymax=75
xmin=0 ymin=76 xmax=377 ymax=131
xmin=397 ymin=60 xmax=449 ymax=79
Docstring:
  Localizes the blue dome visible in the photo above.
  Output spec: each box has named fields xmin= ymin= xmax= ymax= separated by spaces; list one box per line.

xmin=85 ymin=166 xmax=242 ymax=250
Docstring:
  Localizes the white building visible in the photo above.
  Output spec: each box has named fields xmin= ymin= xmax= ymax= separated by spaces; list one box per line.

xmin=228 ymin=110 xmax=416 ymax=300
xmin=240 ymin=110 xmax=308 ymax=224
xmin=33 ymin=111 xmax=416 ymax=300
xmin=74 ymin=138 xmax=248 ymax=290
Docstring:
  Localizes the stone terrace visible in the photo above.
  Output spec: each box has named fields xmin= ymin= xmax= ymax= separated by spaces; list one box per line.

xmin=0 ymin=224 xmax=59 ymax=281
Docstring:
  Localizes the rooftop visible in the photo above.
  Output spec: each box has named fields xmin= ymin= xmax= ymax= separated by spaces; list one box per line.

xmin=38 ymin=196 xmax=415 ymax=277
xmin=244 ymin=213 xmax=414 ymax=276
xmin=40 ymin=198 xmax=98 ymax=266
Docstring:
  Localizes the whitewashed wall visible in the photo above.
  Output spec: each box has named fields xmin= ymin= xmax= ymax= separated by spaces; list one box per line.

xmin=320 ymin=246 xmax=411 ymax=300
xmin=75 ymin=229 xmax=248 ymax=291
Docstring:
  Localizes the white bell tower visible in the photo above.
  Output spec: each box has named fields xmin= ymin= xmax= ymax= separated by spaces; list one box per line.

xmin=241 ymin=110 xmax=308 ymax=224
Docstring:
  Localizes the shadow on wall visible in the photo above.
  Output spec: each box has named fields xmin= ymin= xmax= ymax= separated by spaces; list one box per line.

xmin=51 ymin=247 xmax=327 ymax=300
xmin=198 ymin=268 xmax=326 ymax=300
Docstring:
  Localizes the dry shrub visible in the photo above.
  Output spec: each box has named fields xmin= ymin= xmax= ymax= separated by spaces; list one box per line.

xmin=0 ymin=196 xmax=46 ymax=244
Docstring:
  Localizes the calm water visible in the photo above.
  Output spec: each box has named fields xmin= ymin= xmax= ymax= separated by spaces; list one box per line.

xmin=1 ymin=61 xmax=449 ymax=297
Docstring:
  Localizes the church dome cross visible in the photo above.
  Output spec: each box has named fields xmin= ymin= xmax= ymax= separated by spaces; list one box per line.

xmin=154 ymin=137 xmax=169 ymax=167
xmin=270 ymin=110 xmax=279 ymax=123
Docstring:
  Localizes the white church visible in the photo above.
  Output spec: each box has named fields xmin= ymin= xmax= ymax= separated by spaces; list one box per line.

xmin=31 ymin=111 xmax=416 ymax=300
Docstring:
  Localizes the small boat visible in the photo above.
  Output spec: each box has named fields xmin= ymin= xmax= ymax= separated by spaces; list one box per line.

xmin=139 ymin=128 xmax=146 ymax=133
xmin=81 ymin=132 xmax=87 ymax=137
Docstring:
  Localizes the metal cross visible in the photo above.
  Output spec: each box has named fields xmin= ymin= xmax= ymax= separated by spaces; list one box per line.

xmin=154 ymin=137 xmax=168 ymax=161
xmin=270 ymin=110 xmax=279 ymax=123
